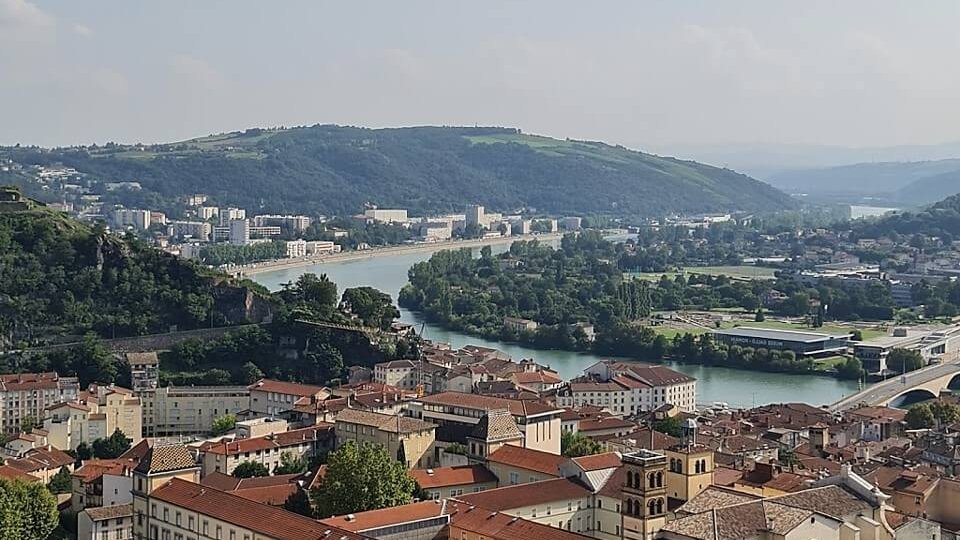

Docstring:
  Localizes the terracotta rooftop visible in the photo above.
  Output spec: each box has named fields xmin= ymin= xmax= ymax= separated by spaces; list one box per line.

xmin=125 ymin=352 xmax=159 ymax=365
xmin=409 ymin=464 xmax=498 ymax=489
xmin=0 ymin=465 xmax=39 ymax=483
xmin=133 ymin=444 xmax=198 ymax=474
xmin=320 ymin=500 xmax=448 ymax=532
xmin=8 ymin=446 xmax=73 ymax=472
xmin=151 ymin=478 xmax=364 ymax=540
xmin=845 ymin=406 xmax=907 ymax=423
xmin=572 ymin=452 xmax=622 ymax=471
xmin=202 ymin=424 xmax=334 ymax=456
xmin=448 ymin=502 xmax=595 ymax=540
xmin=419 ymin=392 xmax=561 ymax=418
xmin=578 ymin=416 xmax=635 ymax=433
xmin=248 ymin=378 xmax=327 ymax=397
xmin=769 ymin=485 xmax=875 ymax=520
xmin=663 ymin=500 xmax=819 ymax=540
xmin=512 ymin=371 xmax=562 ymax=385
xmin=0 ymin=372 xmax=72 ymax=391
xmin=676 ymin=485 xmax=761 ymax=515
xmin=455 ymin=477 xmax=592 ymax=511
xmin=469 ymin=410 xmax=523 ymax=442
xmin=200 ymin=471 xmax=301 ymax=506
xmin=335 ymin=409 xmax=435 ymax=434
xmin=84 ymin=503 xmax=133 ymax=521
xmin=485 ymin=445 xmax=568 ymax=477
xmin=72 ymin=459 xmax=135 ymax=482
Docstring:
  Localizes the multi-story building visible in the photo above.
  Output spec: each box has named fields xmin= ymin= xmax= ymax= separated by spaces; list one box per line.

xmin=218 ymin=207 xmax=246 ymax=225
xmin=305 ymin=240 xmax=338 ymax=255
xmin=168 ymin=220 xmax=212 ymax=242
xmin=198 ymin=424 xmax=335 ymax=476
xmin=253 ymin=214 xmax=312 ymax=233
xmin=197 ymin=206 xmax=219 ymax=220
xmin=564 ymin=361 xmax=697 ymax=413
xmin=140 ymin=386 xmax=249 ymax=437
xmin=409 ymin=464 xmax=499 ymax=500
xmin=0 ymin=372 xmax=80 ymax=434
xmin=228 ymin=219 xmax=250 ymax=245
xmin=334 ymin=408 xmax=436 ymax=469
xmin=112 ymin=208 xmax=152 ymax=231
xmin=127 ymin=353 xmax=159 ymax=395
xmin=44 ymin=384 xmax=143 ymax=450
xmin=410 ymin=392 xmax=564 ymax=455
xmin=503 ymin=317 xmax=538 ymax=333
xmin=78 ymin=504 xmax=133 ymax=540
xmin=560 ymin=217 xmax=583 ymax=230
xmin=284 ymin=239 xmax=307 ymax=258
xmin=247 ymin=379 xmax=328 ymax=417
xmin=373 ymin=360 xmax=419 ymax=390
xmin=362 ymin=208 xmax=408 ymax=224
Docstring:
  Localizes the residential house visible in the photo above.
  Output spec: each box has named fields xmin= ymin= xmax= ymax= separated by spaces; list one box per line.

xmin=0 ymin=372 xmax=80 ymax=434
xmin=409 ymin=464 xmax=498 ymax=500
xmin=334 ymin=408 xmax=436 ymax=468
xmin=44 ymin=384 xmax=143 ymax=450
xmin=77 ymin=504 xmax=133 ymax=540
xmin=373 ymin=360 xmax=420 ymax=391
xmin=198 ymin=424 xmax=335 ymax=476
xmin=247 ymin=379 xmax=328 ymax=417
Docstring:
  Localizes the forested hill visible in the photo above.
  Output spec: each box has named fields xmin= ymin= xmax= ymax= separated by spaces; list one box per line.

xmin=856 ymin=193 xmax=960 ymax=239
xmin=1 ymin=126 xmax=795 ymax=216
xmin=0 ymin=187 xmax=272 ymax=348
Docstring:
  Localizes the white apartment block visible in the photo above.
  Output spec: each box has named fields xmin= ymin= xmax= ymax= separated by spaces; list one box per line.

xmin=44 ymin=384 xmax=143 ymax=450
xmin=78 ymin=504 xmax=133 ymax=540
xmin=112 ymin=208 xmax=151 ymax=231
xmin=168 ymin=221 xmax=212 ymax=242
xmin=141 ymin=386 xmax=250 ymax=437
xmin=284 ymin=239 xmax=307 ymax=258
xmin=253 ymin=214 xmax=312 ymax=233
xmin=247 ymin=379 xmax=328 ymax=417
xmin=363 ymin=208 xmax=408 ymax=224
xmin=557 ymin=361 xmax=697 ymax=414
xmin=0 ymin=372 xmax=80 ymax=434
xmin=373 ymin=360 xmax=419 ymax=390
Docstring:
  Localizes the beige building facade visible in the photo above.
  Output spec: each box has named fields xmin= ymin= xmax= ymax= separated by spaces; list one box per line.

xmin=142 ymin=386 xmax=249 ymax=437
xmin=335 ymin=408 xmax=436 ymax=468
xmin=45 ymin=385 xmax=143 ymax=450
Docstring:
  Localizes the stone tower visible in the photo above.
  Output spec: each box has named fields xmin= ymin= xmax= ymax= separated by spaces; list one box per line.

xmin=665 ymin=418 xmax=714 ymax=503
xmin=621 ymin=449 xmax=668 ymax=540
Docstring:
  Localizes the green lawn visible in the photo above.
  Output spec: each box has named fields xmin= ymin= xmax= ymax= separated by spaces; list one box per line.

xmin=813 ymin=355 xmax=849 ymax=371
xmin=720 ymin=319 xmax=887 ymax=340
xmin=626 ymin=266 xmax=778 ymax=281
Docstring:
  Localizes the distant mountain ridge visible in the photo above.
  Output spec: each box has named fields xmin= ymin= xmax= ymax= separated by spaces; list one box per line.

xmin=765 ymin=158 xmax=960 ymax=203
xmin=0 ymin=125 xmax=795 ymax=217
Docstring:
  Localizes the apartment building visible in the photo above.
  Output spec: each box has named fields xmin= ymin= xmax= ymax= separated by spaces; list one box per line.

xmin=558 ymin=361 xmax=697 ymax=414
xmin=334 ymin=408 xmax=436 ymax=468
xmin=252 ymin=214 xmax=312 ymax=233
xmin=127 ymin=353 xmax=159 ymax=394
xmin=78 ymin=504 xmax=133 ymax=540
xmin=247 ymin=379 xmax=328 ymax=417
xmin=373 ymin=360 xmax=419 ymax=390
xmin=408 ymin=464 xmax=498 ymax=500
xmin=167 ymin=221 xmax=211 ymax=242
xmin=141 ymin=386 xmax=249 ymax=437
xmin=44 ymin=384 xmax=143 ymax=450
xmin=198 ymin=424 xmax=335 ymax=477
xmin=135 ymin=476 xmax=364 ymax=540
xmin=0 ymin=372 xmax=80 ymax=434
xmin=410 ymin=392 xmax=564 ymax=455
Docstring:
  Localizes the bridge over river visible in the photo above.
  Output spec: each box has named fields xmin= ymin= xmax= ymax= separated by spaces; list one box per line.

xmin=829 ymin=359 xmax=960 ymax=412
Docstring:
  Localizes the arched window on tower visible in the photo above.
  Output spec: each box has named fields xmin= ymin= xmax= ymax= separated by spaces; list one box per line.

xmin=655 ymin=499 xmax=663 ymax=515
xmin=648 ymin=472 xmax=656 ymax=488
xmin=655 ymin=471 xmax=663 ymax=487
xmin=648 ymin=500 xmax=656 ymax=516
xmin=695 ymin=460 xmax=701 ymax=474
xmin=626 ymin=470 xmax=634 ymax=489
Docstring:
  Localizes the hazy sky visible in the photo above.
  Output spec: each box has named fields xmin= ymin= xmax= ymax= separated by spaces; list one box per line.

xmin=4 ymin=0 xmax=960 ymax=153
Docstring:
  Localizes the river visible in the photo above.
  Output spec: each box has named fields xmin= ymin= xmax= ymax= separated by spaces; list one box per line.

xmin=250 ymin=241 xmax=859 ymax=409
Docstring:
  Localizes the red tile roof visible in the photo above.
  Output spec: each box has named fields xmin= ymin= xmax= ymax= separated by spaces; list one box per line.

xmin=0 ymin=465 xmax=39 ymax=483
xmin=151 ymin=478 xmax=364 ymax=540
xmin=202 ymin=424 xmax=334 ymax=456
xmin=486 ymin=445 xmax=568 ymax=477
xmin=455 ymin=477 xmax=592 ymax=511
xmin=201 ymin=471 xmax=302 ymax=506
xmin=320 ymin=500 xmax=448 ymax=532
xmin=8 ymin=447 xmax=74 ymax=473
xmin=572 ymin=452 xmax=622 ymax=471
xmin=449 ymin=502 xmax=594 ymax=540
xmin=409 ymin=464 xmax=498 ymax=489
xmin=419 ymin=392 xmax=561 ymax=418
xmin=0 ymin=372 xmax=69 ymax=391
xmin=512 ymin=371 xmax=562 ymax=385
xmin=72 ymin=459 xmax=135 ymax=483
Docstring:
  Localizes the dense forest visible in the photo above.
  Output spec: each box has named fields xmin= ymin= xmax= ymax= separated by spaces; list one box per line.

xmin=0 ymin=188 xmax=272 ymax=347
xmin=0 ymin=125 xmax=795 ymax=217
xmin=855 ymin=193 xmax=960 ymax=240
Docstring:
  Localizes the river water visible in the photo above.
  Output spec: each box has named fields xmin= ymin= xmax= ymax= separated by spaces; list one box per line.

xmin=251 ymin=241 xmax=859 ymax=408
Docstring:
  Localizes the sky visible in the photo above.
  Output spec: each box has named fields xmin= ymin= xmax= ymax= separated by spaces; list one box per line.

xmin=3 ymin=0 xmax=960 ymax=156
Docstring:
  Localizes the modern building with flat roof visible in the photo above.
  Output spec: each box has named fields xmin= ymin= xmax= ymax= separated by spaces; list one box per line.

xmin=712 ymin=327 xmax=851 ymax=357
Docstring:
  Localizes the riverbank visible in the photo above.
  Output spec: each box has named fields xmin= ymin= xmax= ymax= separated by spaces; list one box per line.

xmin=232 ymin=232 xmax=566 ymax=277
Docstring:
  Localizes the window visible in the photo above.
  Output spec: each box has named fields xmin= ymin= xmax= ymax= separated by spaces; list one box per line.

xmin=216 ymin=526 xmax=222 ymax=540
xmin=202 ymin=521 xmax=209 ymax=535
xmin=509 ymin=472 xmax=519 ymax=485
xmin=175 ymin=512 xmax=181 ymax=526
xmin=188 ymin=517 xmax=195 ymax=530
xmin=101 ymin=531 xmax=108 ymax=540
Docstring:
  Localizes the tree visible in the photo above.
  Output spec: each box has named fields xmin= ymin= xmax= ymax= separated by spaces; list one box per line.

xmin=0 ymin=478 xmax=59 ymax=539
xmin=240 ymin=361 xmax=265 ymax=384
xmin=754 ymin=309 xmax=765 ymax=322
xmin=561 ymin=431 xmax=602 ymax=458
xmin=19 ymin=415 xmax=36 ymax=434
xmin=47 ymin=466 xmax=73 ymax=494
xmin=75 ymin=442 xmax=93 ymax=461
xmin=92 ymin=429 xmax=130 ymax=459
xmin=232 ymin=461 xmax=269 ymax=478
xmin=850 ymin=329 xmax=864 ymax=341
xmin=929 ymin=401 xmax=960 ymax=425
xmin=274 ymin=451 xmax=308 ymax=475
xmin=203 ymin=368 xmax=232 ymax=386
xmin=652 ymin=416 xmax=683 ymax=437
xmin=211 ymin=414 xmax=236 ymax=437
xmin=778 ymin=448 xmax=799 ymax=467
xmin=887 ymin=348 xmax=924 ymax=373
xmin=283 ymin=489 xmax=314 ymax=517
xmin=906 ymin=404 xmax=935 ymax=429
xmin=836 ymin=357 xmax=865 ymax=380
xmin=310 ymin=441 xmax=415 ymax=518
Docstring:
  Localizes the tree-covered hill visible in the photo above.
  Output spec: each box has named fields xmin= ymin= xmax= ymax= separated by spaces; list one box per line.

xmin=0 ymin=187 xmax=272 ymax=347
xmin=0 ymin=126 xmax=795 ymax=217
xmin=856 ymin=193 xmax=960 ymax=239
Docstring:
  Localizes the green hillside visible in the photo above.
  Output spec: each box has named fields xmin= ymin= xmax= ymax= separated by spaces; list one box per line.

xmin=1 ymin=126 xmax=794 ymax=217
xmin=857 ymin=193 xmax=960 ymax=238
xmin=0 ymin=187 xmax=271 ymax=347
